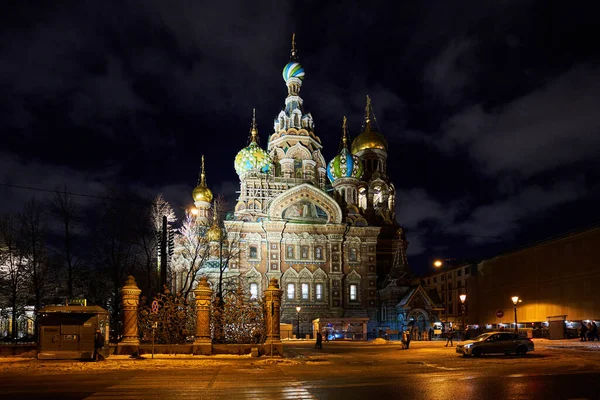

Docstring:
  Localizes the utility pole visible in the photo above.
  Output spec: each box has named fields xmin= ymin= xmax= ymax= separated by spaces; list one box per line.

xmin=160 ymin=215 xmax=167 ymax=292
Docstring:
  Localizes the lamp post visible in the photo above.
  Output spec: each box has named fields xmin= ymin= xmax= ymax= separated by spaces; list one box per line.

xmin=433 ymin=260 xmax=447 ymax=331
xmin=511 ymin=296 xmax=519 ymax=334
xmin=296 ymin=306 xmax=301 ymax=339
xmin=459 ymin=294 xmax=467 ymax=333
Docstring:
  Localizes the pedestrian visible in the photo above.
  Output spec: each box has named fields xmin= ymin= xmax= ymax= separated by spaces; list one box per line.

xmin=592 ymin=321 xmax=599 ymax=341
xmin=323 ymin=330 xmax=329 ymax=342
xmin=315 ymin=331 xmax=323 ymax=349
xmin=445 ymin=327 xmax=453 ymax=347
xmin=428 ymin=327 xmax=433 ymax=341
xmin=579 ymin=322 xmax=588 ymax=341
xmin=401 ymin=330 xmax=408 ymax=349
xmin=93 ymin=329 xmax=105 ymax=361
xmin=405 ymin=329 xmax=411 ymax=349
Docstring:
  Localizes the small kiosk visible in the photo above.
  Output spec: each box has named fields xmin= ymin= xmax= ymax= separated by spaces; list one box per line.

xmin=38 ymin=305 xmax=110 ymax=360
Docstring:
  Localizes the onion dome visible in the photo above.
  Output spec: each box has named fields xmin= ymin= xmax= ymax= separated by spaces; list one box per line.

xmin=351 ymin=95 xmax=388 ymax=154
xmin=192 ymin=155 xmax=213 ymax=203
xmin=207 ymin=208 xmax=223 ymax=242
xmin=327 ymin=117 xmax=364 ymax=182
xmin=282 ymin=33 xmax=305 ymax=82
xmin=234 ymin=109 xmax=272 ymax=176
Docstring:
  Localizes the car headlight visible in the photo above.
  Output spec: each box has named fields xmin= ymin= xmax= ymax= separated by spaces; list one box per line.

xmin=464 ymin=344 xmax=472 ymax=349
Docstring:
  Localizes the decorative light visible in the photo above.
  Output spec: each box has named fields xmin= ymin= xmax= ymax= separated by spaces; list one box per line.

xmin=511 ymin=296 xmax=519 ymax=305
xmin=191 ymin=208 xmax=199 ymax=215
xmin=296 ymin=306 xmax=301 ymax=313
xmin=459 ymin=294 xmax=467 ymax=303
xmin=433 ymin=260 xmax=443 ymax=268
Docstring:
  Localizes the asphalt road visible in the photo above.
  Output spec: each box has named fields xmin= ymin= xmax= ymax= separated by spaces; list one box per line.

xmin=2 ymin=340 xmax=599 ymax=400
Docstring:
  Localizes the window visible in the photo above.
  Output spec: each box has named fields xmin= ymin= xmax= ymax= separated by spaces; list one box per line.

xmin=448 ymin=283 xmax=452 ymax=291
xmin=250 ymin=283 xmax=258 ymax=300
xmin=349 ymin=248 xmax=357 ymax=262
xmin=249 ymin=246 xmax=258 ymax=259
xmin=301 ymin=246 xmax=309 ymax=259
xmin=315 ymin=283 xmax=323 ymax=300
xmin=315 ymin=246 xmax=323 ymax=260
xmin=381 ymin=304 xmax=387 ymax=321
xmin=441 ymin=275 xmax=445 ymax=281
xmin=464 ymin=266 xmax=470 ymax=274
xmin=448 ymin=304 xmax=453 ymax=315
xmin=433 ymin=277 xmax=437 ymax=283
xmin=286 ymin=245 xmax=294 ymax=259
xmin=287 ymin=283 xmax=295 ymax=300
xmin=447 ymin=272 xmax=452 ymax=278
xmin=350 ymin=284 xmax=357 ymax=301
xmin=301 ymin=283 xmax=309 ymax=299
xmin=457 ymin=269 xmax=462 ymax=277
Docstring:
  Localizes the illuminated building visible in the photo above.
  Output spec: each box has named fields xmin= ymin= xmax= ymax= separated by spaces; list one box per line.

xmin=185 ymin=36 xmax=409 ymax=338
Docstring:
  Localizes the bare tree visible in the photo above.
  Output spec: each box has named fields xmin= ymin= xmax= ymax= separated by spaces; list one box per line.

xmin=171 ymin=210 xmax=211 ymax=299
xmin=20 ymin=198 xmax=50 ymax=337
xmin=50 ymin=187 xmax=80 ymax=300
xmin=0 ymin=214 xmax=28 ymax=342
xmin=92 ymin=188 xmax=144 ymax=333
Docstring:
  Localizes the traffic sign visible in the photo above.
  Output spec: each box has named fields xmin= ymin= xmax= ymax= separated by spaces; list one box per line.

xmin=496 ymin=310 xmax=504 ymax=318
xmin=151 ymin=300 xmax=159 ymax=314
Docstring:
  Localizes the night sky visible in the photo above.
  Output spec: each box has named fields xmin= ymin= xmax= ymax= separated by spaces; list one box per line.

xmin=1 ymin=1 xmax=599 ymax=275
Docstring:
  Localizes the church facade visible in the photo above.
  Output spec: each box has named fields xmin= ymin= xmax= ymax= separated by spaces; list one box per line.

xmin=188 ymin=37 xmax=410 ymax=338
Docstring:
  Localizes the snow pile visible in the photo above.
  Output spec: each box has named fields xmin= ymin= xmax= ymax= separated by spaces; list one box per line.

xmin=371 ymin=338 xmax=389 ymax=345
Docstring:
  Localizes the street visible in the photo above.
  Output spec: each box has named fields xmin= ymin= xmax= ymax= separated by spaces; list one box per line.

xmin=1 ymin=339 xmax=599 ymax=400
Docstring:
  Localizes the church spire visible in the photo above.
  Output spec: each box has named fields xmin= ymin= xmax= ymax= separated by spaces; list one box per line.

xmin=290 ymin=33 xmax=298 ymax=61
xmin=250 ymin=108 xmax=259 ymax=144
xmin=341 ymin=116 xmax=349 ymax=149
xmin=364 ymin=95 xmax=372 ymax=129
xmin=199 ymin=155 xmax=207 ymax=187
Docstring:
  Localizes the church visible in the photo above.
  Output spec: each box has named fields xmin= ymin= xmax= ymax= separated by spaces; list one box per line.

xmin=187 ymin=36 xmax=414 ymax=339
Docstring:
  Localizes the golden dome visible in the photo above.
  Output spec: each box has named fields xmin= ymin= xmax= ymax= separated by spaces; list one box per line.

xmin=351 ymin=95 xmax=388 ymax=154
xmin=192 ymin=155 xmax=213 ymax=203
xmin=193 ymin=185 xmax=213 ymax=203
xmin=207 ymin=222 xmax=223 ymax=242
xmin=351 ymin=127 xmax=388 ymax=154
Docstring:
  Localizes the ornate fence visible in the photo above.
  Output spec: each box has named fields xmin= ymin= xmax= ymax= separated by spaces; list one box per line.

xmin=122 ymin=276 xmax=281 ymax=348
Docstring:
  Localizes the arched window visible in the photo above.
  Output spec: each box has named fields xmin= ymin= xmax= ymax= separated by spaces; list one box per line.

xmin=287 ymin=283 xmax=295 ymax=300
xmin=250 ymin=283 xmax=258 ymax=300
xmin=349 ymin=284 xmax=358 ymax=301
xmin=373 ymin=185 xmax=382 ymax=205
xmin=381 ymin=304 xmax=387 ymax=321
xmin=249 ymin=246 xmax=258 ymax=259
xmin=301 ymin=283 xmax=309 ymax=299
xmin=315 ymin=283 xmax=323 ymax=300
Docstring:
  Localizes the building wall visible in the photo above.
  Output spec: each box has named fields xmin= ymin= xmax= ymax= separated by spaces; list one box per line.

xmin=475 ymin=227 xmax=600 ymax=326
xmin=422 ymin=264 xmax=476 ymax=327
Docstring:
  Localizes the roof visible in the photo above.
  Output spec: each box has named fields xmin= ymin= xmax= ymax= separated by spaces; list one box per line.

xmin=39 ymin=305 xmax=109 ymax=314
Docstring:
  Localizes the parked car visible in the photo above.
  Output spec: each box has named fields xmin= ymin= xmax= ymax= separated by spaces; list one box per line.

xmin=456 ymin=332 xmax=534 ymax=357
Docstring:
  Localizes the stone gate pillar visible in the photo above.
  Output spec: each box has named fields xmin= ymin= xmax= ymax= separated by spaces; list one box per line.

xmin=264 ymin=278 xmax=283 ymax=343
xmin=194 ymin=276 xmax=213 ymax=355
xmin=120 ymin=275 xmax=141 ymax=346
xmin=194 ymin=277 xmax=212 ymax=343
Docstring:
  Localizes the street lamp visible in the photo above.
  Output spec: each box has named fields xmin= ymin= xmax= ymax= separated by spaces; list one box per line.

xmin=296 ymin=306 xmax=301 ymax=339
xmin=459 ymin=294 xmax=467 ymax=336
xmin=511 ymin=296 xmax=519 ymax=333
xmin=433 ymin=260 xmax=447 ymax=330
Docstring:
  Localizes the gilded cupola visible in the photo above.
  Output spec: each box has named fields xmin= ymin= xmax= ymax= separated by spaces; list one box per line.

xmin=192 ymin=155 xmax=213 ymax=203
xmin=351 ymin=95 xmax=388 ymax=154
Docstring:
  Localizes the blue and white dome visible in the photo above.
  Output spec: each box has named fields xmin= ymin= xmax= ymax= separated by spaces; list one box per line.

xmin=282 ymin=62 xmax=305 ymax=82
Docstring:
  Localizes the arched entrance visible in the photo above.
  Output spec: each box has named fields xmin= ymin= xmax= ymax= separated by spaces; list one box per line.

xmin=407 ymin=308 xmax=430 ymax=336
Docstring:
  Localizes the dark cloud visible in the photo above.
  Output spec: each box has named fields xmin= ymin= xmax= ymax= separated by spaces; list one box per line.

xmin=1 ymin=0 xmax=598 ymax=274
xmin=441 ymin=65 xmax=600 ymax=176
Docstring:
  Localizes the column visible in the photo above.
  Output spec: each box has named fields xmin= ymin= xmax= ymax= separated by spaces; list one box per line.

xmin=194 ymin=276 xmax=213 ymax=344
xmin=120 ymin=275 xmax=141 ymax=345
xmin=264 ymin=278 xmax=283 ymax=342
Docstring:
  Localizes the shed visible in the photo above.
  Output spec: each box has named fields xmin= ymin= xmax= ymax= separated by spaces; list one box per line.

xmin=38 ymin=305 xmax=110 ymax=360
